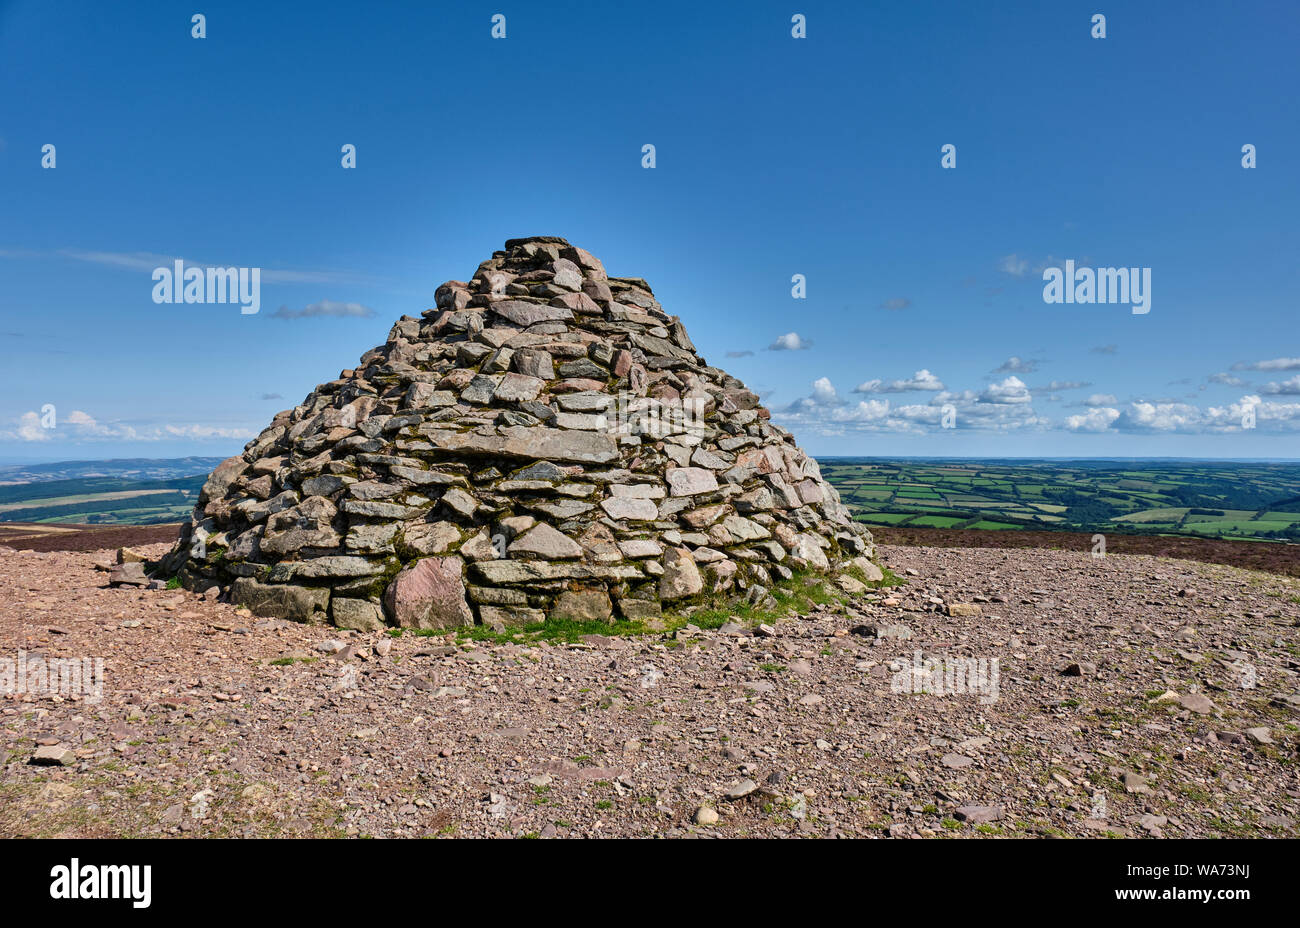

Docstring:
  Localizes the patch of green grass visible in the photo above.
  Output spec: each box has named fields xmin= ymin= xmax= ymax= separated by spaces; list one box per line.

xmin=454 ymin=568 xmax=854 ymax=644
xmin=909 ymin=515 xmax=966 ymax=528
xmin=363 ymin=557 xmax=404 ymax=602
xmin=1088 ymin=771 xmax=1124 ymax=793
xmin=843 ymin=563 xmax=906 ymax=590
xmin=684 ymin=569 xmax=852 ymax=630
xmin=1178 ymin=783 xmax=1212 ymax=803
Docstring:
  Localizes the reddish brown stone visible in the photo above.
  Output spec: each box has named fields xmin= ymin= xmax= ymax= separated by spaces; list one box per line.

xmin=383 ymin=556 xmax=473 ymax=630
xmin=549 ymin=291 xmax=602 ymax=314
xmin=582 ymin=278 xmax=613 ymax=303
xmin=437 ymin=368 xmax=476 ymax=391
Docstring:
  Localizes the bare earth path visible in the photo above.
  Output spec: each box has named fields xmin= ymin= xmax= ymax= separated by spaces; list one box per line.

xmin=2 ymin=542 xmax=1297 ymax=838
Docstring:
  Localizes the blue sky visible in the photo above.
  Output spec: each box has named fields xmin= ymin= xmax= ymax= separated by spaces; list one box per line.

xmin=2 ymin=0 xmax=1298 ymax=462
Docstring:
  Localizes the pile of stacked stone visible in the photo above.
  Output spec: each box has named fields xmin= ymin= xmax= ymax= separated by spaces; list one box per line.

xmin=159 ymin=237 xmax=874 ymax=631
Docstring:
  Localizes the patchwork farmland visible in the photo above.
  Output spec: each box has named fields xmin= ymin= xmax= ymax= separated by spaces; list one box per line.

xmin=821 ymin=458 xmax=1300 ymax=542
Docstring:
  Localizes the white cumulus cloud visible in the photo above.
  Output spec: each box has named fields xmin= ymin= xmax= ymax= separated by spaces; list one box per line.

xmin=853 ymin=369 xmax=945 ymax=394
xmin=1261 ymin=374 xmax=1300 ymax=395
xmin=768 ymin=332 xmax=812 ymax=351
xmin=979 ymin=376 xmax=1032 ymax=404
xmin=810 ymin=376 xmax=839 ymax=405
xmin=1065 ymin=407 xmax=1121 ymax=432
xmin=1 ymin=409 xmax=255 ymax=443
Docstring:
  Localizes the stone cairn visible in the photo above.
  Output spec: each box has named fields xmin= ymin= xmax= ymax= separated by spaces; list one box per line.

xmin=160 ymin=237 xmax=874 ymax=631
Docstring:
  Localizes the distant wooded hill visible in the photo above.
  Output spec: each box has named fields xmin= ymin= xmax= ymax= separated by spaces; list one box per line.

xmin=0 ymin=458 xmax=223 ymax=525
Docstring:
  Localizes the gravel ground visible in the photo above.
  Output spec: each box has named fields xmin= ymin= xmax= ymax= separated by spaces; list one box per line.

xmin=2 ymin=541 xmax=1297 ymax=838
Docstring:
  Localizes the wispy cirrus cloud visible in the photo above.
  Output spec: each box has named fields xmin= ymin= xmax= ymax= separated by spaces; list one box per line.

xmin=993 ymin=356 xmax=1041 ymax=374
xmin=0 ymin=247 xmax=378 ymax=287
xmin=1231 ymin=357 xmax=1300 ymax=372
xmin=270 ymin=300 xmax=376 ymax=320
xmin=996 ymin=254 xmax=1029 ymax=277
xmin=1033 ymin=380 xmax=1092 ymax=391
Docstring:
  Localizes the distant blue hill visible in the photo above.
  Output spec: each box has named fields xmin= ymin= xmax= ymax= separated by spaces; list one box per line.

xmin=0 ymin=457 xmax=227 ymax=484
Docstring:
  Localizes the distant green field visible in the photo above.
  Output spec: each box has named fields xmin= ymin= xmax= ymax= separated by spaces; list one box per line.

xmin=909 ymin=515 xmax=966 ymax=528
xmin=1116 ymin=507 xmax=1189 ymax=523
xmin=856 ymin=511 xmax=914 ymax=524
xmin=823 ymin=458 xmax=1300 ymax=542
xmin=1185 ymin=520 xmax=1293 ymax=534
